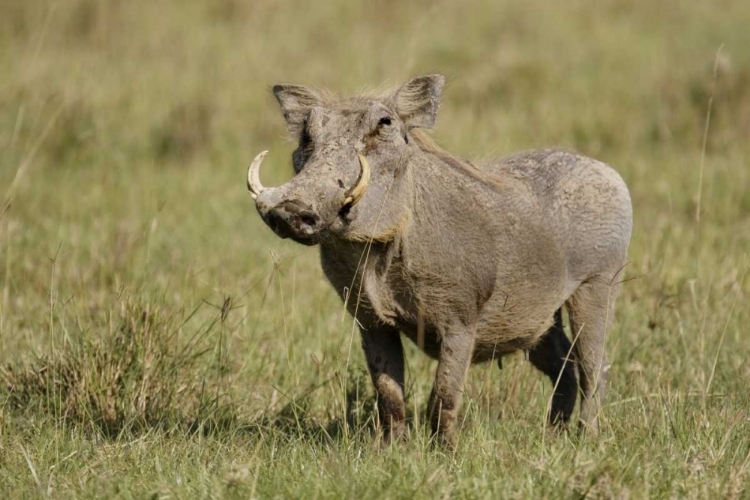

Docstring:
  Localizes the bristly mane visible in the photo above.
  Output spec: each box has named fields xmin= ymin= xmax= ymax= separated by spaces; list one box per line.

xmin=410 ymin=129 xmax=476 ymax=170
xmin=410 ymin=129 xmax=505 ymax=191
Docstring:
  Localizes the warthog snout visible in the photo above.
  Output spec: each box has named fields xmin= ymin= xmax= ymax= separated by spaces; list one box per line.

xmin=261 ymin=200 xmax=321 ymax=245
xmin=248 ymin=150 xmax=371 ymax=246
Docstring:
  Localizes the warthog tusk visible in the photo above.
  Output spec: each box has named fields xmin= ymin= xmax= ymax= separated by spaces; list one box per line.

xmin=344 ymin=154 xmax=371 ymax=206
xmin=247 ymin=150 xmax=269 ymax=199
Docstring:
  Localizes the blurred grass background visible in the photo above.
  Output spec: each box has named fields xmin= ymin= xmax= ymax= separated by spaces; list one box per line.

xmin=1 ymin=0 xmax=749 ymax=498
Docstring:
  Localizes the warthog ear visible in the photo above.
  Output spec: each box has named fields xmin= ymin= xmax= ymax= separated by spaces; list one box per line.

xmin=393 ymin=74 xmax=445 ymax=129
xmin=272 ymin=84 xmax=321 ymax=137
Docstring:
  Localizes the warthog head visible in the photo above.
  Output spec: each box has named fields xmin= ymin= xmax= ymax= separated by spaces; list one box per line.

xmin=248 ymin=75 xmax=445 ymax=245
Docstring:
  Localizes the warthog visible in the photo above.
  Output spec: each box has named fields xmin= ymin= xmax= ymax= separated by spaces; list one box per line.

xmin=247 ymin=75 xmax=632 ymax=448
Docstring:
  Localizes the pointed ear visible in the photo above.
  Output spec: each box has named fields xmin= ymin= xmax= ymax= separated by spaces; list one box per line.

xmin=272 ymin=84 xmax=320 ymax=137
xmin=393 ymin=74 xmax=445 ymax=129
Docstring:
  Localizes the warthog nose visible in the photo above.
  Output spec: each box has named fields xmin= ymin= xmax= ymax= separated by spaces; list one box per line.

xmin=264 ymin=200 xmax=321 ymax=242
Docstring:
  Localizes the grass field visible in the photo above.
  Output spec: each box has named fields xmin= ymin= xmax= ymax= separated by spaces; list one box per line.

xmin=1 ymin=0 xmax=749 ymax=497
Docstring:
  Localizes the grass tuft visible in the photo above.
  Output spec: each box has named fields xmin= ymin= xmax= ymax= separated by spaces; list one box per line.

xmin=1 ymin=297 xmax=237 ymax=438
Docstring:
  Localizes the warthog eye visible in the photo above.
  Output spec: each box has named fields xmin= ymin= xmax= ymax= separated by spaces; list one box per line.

xmin=378 ymin=117 xmax=392 ymax=127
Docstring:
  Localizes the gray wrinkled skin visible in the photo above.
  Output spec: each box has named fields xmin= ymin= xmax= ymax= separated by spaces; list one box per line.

xmin=251 ymin=75 xmax=633 ymax=449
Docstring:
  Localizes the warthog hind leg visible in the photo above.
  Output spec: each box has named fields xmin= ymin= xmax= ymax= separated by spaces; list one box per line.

xmin=528 ymin=308 xmax=578 ymax=425
xmin=567 ymin=278 xmax=620 ymax=433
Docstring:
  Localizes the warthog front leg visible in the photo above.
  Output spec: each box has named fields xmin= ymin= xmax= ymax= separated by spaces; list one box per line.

xmin=428 ymin=325 xmax=475 ymax=450
xmin=360 ymin=325 xmax=406 ymax=444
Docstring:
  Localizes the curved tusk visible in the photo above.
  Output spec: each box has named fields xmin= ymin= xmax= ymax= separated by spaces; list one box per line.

xmin=344 ymin=154 xmax=371 ymax=206
xmin=247 ymin=150 xmax=269 ymax=199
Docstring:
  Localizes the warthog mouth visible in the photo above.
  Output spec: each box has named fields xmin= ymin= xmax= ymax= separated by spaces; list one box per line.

xmin=274 ymin=231 xmax=321 ymax=246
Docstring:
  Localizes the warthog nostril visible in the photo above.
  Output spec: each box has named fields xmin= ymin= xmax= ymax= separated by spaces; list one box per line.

xmin=298 ymin=211 xmax=318 ymax=228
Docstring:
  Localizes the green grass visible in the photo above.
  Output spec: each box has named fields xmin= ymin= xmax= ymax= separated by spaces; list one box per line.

xmin=1 ymin=0 xmax=749 ymax=497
